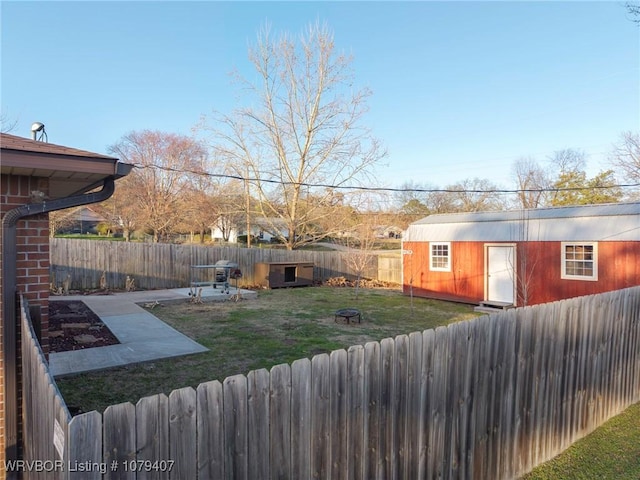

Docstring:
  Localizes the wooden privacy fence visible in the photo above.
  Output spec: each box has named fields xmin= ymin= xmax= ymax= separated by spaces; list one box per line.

xmin=20 ymin=287 xmax=640 ymax=479
xmin=49 ymin=239 xmax=402 ymax=291
xmin=19 ymin=295 xmax=71 ymax=480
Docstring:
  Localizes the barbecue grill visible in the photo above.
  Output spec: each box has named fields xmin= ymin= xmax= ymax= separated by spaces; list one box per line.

xmin=189 ymin=260 xmax=242 ymax=294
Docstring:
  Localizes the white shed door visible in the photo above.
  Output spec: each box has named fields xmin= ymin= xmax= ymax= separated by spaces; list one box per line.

xmin=487 ymin=245 xmax=515 ymax=304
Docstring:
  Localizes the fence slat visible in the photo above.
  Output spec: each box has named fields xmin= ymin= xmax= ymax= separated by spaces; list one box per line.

xmin=329 ymin=350 xmax=348 ymax=480
xmin=36 ymin=362 xmax=55 ymax=465
xmin=103 ymin=403 xmax=136 ymax=480
xmin=455 ymin=321 xmax=474 ymax=480
xmin=533 ymin=305 xmax=551 ymax=468
xmin=196 ymin=381 xmax=225 ymax=479
xmin=407 ymin=331 xmax=424 ymax=480
xmin=379 ymin=337 xmax=396 ymax=479
xmin=21 ymin=320 xmax=36 ymax=469
xmin=627 ymin=289 xmax=640 ymax=403
xmin=136 ymin=394 xmax=169 ymax=480
xmin=499 ymin=309 xmax=518 ymax=479
xmin=291 ymin=358 xmax=312 ymax=478
xmin=363 ymin=342 xmax=381 ymax=480
xmin=223 ymin=375 xmax=249 ymax=480
xmin=311 ymin=354 xmax=331 ymax=479
xmin=52 ymin=399 xmax=69 ymax=480
xmin=394 ymin=334 xmax=409 ymax=479
xmin=269 ymin=364 xmax=292 ymax=479
xmin=470 ymin=316 xmax=490 ymax=480
xmin=247 ymin=369 xmax=270 ymax=480
xmin=347 ymin=345 xmax=365 ymax=479
xmin=430 ymin=326 xmax=449 ymax=479
xmin=67 ymin=412 xmax=102 ymax=480
xmin=168 ymin=387 xmax=197 ymax=480
xmin=444 ymin=322 xmax=460 ymax=480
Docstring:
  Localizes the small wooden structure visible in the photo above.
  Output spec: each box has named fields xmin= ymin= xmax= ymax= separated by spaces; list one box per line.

xmin=255 ymin=261 xmax=314 ymax=289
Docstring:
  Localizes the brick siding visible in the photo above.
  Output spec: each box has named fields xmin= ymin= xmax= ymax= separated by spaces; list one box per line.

xmin=0 ymin=174 xmax=51 ymax=475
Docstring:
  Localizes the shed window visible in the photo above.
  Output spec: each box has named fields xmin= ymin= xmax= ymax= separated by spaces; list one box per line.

xmin=430 ymin=242 xmax=451 ymax=272
xmin=561 ymin=243 xmax=598 ymax=281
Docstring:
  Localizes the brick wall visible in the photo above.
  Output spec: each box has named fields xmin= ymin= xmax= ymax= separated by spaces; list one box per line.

xmin=0 ymin=174 xmax=51 ymax=474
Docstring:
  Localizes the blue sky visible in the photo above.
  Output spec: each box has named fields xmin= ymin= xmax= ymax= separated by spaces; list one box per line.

xmin=2 ymin=1 xmax=638 ymax=190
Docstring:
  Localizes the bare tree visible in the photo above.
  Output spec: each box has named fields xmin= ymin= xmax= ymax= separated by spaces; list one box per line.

xmin=394 ymin=181 xmax=435 ymax=226
xmin=515 ymin=209 xmax=543 ymax=306
xmin=214 ymin=212 xmax=244 ymax=242
xmin=626 ymin=2 xmax=640 ymax=23
xmin=49 ymin=208 xmax=80 ymax=237
xmin=176 ymin=171 xmax=245 ymax=244
xmin=208 ymin=180 xmax=245 ymax=242
xmin=610 ymin=131 xmax=640 ymax=186
xmin=547 ymin=149 xmax=623 ymax=206
xmin=108 ymin=131 xmax=207 ymax=242
xmin=548 ymin=149 xmax=587 ymax=206
xmin=425 ymin=190 xmax=459 ymax=214
xmin=393 ymin=181 xmax=474 ymax=225
xmin=447 ymin=178 xmax=506 ymax=212
xmin=548 ymin=148 xmax=586 ymax=175
xmin=205 ymin=22 xmax=386 ymax=250
xmin=99 ymin=185 xmax=140 ymax=241
xmin=1 ymin=110 xmax=18 ymax=133
xmin=342 ymin=209 xmax=380 ymax=298
xmin=178 ymin=182 xmax=219 ymax=243
xmin=511 ymin=157 xmax=550 ymax=208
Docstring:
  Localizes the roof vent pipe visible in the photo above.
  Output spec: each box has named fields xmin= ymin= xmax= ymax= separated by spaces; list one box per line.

xmin=30 ymin=122 xmax=47 ymax=142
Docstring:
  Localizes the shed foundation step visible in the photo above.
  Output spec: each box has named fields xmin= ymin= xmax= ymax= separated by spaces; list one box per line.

xmin=474 ymin=301 xmax=514 ymax=313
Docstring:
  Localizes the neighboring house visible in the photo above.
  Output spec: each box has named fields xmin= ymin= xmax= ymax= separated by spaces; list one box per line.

xmin=0 ymin=132 xmax=132 ymax=467
xmin=211 ymin=217 xmax=289 ymax=243
xmin=211 ymin=224 xmax=239 ymax=243
xmin=54 ymin=206 xmax=107 ymax=234
xmin=374 ymin=225 xmax=403 ymax=239
xmin=247 ymin=217 xmax=289 ymax=242
xmin=402 ymin=202 xmax=640 ymax=308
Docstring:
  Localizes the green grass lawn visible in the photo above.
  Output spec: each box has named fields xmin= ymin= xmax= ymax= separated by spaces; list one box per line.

xmin=54 ymin=233 xmax=125 ymax=241
xmin=56 ymin=286 xmax=478 ymax=413
xmin=520 ymin=401 xmax=640 ymax=480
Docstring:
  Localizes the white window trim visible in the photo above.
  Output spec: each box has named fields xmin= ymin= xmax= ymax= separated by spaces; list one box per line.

xmin=561 ymin=242 xmax=598 ymax=281
xmin=429 ymin=241 xmax=451 ymax=272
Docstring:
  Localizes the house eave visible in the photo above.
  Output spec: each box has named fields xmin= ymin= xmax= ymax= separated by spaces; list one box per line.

xmin=1 ymin=145 xmax=133 ymax=199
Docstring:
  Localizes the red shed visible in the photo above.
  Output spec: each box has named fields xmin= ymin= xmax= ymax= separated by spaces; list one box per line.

xmin=402 ymin=202 xmax=640 ymax=308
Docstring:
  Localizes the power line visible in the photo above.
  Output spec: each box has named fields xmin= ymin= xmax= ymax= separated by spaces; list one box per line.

xmin=131 ymin=163 xmax=640 ymax=195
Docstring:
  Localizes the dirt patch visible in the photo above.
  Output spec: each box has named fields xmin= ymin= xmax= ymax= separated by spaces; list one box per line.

xmin=48 ymin=301 xmax=120 ymax=353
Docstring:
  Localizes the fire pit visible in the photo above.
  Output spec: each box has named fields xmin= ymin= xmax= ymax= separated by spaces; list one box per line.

xmin=334 ymin=308 xmax=361 ymax=324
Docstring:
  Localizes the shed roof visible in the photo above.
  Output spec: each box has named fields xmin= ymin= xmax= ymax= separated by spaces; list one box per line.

xmin=404 ymin=202 xmax=640 ymax=242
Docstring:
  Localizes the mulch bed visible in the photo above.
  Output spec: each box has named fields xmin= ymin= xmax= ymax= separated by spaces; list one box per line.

xmin=48 ymin=300 xmax=120 ymax=353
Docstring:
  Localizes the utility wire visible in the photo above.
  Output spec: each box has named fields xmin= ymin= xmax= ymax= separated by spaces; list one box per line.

xmin=131 ymin=163 xmax=640 ymax=195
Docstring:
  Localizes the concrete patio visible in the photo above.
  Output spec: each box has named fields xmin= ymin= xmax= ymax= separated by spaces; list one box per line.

xmin=48 ymin=286 xmax=257 ymax=377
